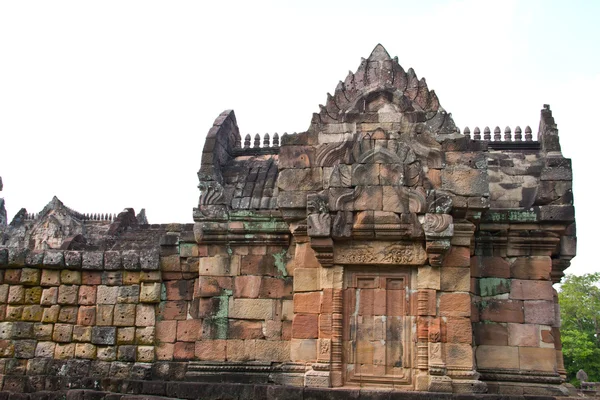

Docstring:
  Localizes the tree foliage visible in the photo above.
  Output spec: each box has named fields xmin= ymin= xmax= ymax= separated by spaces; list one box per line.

xmin=559 ymin=273 xmax=600 ymax=384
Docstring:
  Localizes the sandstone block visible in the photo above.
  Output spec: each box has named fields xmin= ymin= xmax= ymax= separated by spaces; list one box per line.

xmin=8 ymin=285 xmax=24 ymax=304
xmin=96 ymin=345 xmax=117 ymax=361
xmin=91 ymin=326 xmax=116 ymax=345
xmin=96 ymin=305 xmax=114 ymax=326
xmin=234 ymin=275 xmax=261 ymax=298
xmin=508 ymin=323 xmax=539 ymax=347
xmin=199 ymin=256 xmax=232 ymax=276
xmin=77 ymin=306 xmax=96 ymax=326
xmin=20 ymin=268 xmax=40 ymax=286
xmin=197 ymin=277 xmax=232 ymax=297
xmin=470 ymin=256 xmax=510 ymax=278
xmin=54 ymin=343 xmax=75 ymax=359
xmin=156 ymin=320 xmax=177 ymax=343
xmin=446 ymin=318 xmax=472 ymax=344
xmin=58 ymin=285 xmax=79 ymax=305
xmin=140 ymin=248 xmax=160 ymax=271
xmin=118 ymin=345 xmax=136 ymax=361
xmin=140 ymin=282 xmax=161 ymax=303
xmin=226 ymin=339 xmax=256 ymax=361
xmin=277 ymin=168 xmax=323 ymax=191
xmin=41 ymin=287 xmax=58 ymax=305
xmin=57 ymin=306 xmax=77 ymax=323
xmin=417 ymin=266 xmax=440 ymax=290
xmin=77 ymin=285 xmax=96 ymax=305
xmin=158 ymin=301 xmax=187 ymax=320
xmin=474 ymin=322 xmax=508 ymax=346
xmin=64 ymin=251 xmax=82 ymax=267
xmin=354 ymin=186 xmax=383 ymax=210
xmin=0 ymin=284 xmax=7 ymax=303
xmin=255 ymin=340 xmax=290 ymax=362
xmin=440 ymin=267 xmax=470 ymax=291
xmin=35 ymin=341 xmax=55 ymax=358
xmin=510 ymin=280 xmax=553 ymax=300
xmin=23 ymin=287 xmax=42 ymax=304
xmin=290 ymin=338 xmax=316 ymax=362
xmin=72 ymin=325 xmax=92 ymax=342
xmin=292 ymin=314 xmax=318 ymax=339
xmin=97 ymin=285 xmax=118 ymax=304
xmin=173 ymin=342 xmax=195 ymax=360
xmin=229 ymin=298 xmax=275 ymax=320
xmin=176 ymin=319 xmax=202 ymax=342
xmin=519 ymin=347 xmax=556 ymax=372
xmin=524 ymin=300 xmax=556 ymax=325
xmin=102 ymin=271 xmax=123 ymax=285
xmin=136 ymin=304 xmax=155 ymax=326
xmin=161 ymin=254 xmax=181 ymax=272
xmin=81 ymin=271 xmax=102 ymax=285
xmin=479 ymin=299 xmax=524 ymax=323
xmin=442 ymin=246 xmax=470 ymax=267
xmin=0 ymin=322 xmax=12 ymax=339
xmin=80 ymin=251 xmax=103 ymax=270
xmin=510 ymin=257 xmax=551 ymax=280
xmin=43 ymin=251 xmax=64 ymax=267
xmin=75 ymin=343 xmax=96 ymax=359
xmin=195 ymin=340 xmax=226 ymax=361
xmin=117 ymin=285 xmax=140 ymax=303
xmin=293 ymin=292 xmax=321 ymax=314
xmin=33 ymin=324 xmax=54 ymax=340
xmin=294 ymin=268 xmax=320 ymax=292
xmin=476 ymin=345 xmax=519 ymax=370
xmin=156 ymin=343 xmax=174 ymax=360
xmin=61 ymin=270 xmax=82 ymax=285
xmin=228 ymin=320 xmax=264 ymax=339
xmin=52 ymin=324 xmax=73 ymax=343
xmin=135 ymin=327 xmax=155 ymax=345
xmin=439 ymin=293 xmax=470 ymax=317
xmin=441 ymin=168 xmax=489 ymax=196
xmin=137 ymin=346 xmax=155 ymax=362
xmin=41 ymin=305 xmax=60 ymax=323
xmin=122 ymin=250 xmax=140 ymax=270
xmin=114 ymin=304 xmax=136 ymax=326
xmin=103 ymin=251 xmax=121 ymax=270
xmin=123 ymin=271 xmax=141 ymax=284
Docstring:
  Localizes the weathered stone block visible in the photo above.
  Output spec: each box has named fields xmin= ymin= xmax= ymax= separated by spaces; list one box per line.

xmin=439 ymin=293 xmax=470 ymax=317
xmin=195 ymin=339 xmax=226 ymax=361
xmin=519 ymin=347 xmax=557 ymax=372
xmin=77 ymin=306 xmax=96 ymax=326
xmin=57 ymin=305 xmax=77 ymax=323
xmin=75 ymin=343 xmax=96 ymax=359
xmin=103 ymin=251 xmax=122 ymax=270
xmin=20 ymin=268 xmax=40 ymax=286
xmin=510 ymin=280 xmax=553 ymax=300
xmin=474 ymin=322 xmax=508 ymax=346
xmin=290 ymin=338 xmax=316 ymax=362
xmin=507 ymin=323 xmax=539 ymax=347
xmin=82 ymin=252 xmax=104 ymax=270
xmin=476 ymin=345 xmax=519 ymax=369
xmin=278 ymin=168 xmax=323 ymax=191
xmin=40 ymin=269 xmax=61 ymax=286
xmin=91 ymin=326 xmax=117 ymax=345
xmin=293 ymin=268 xmax=320 ymax=292
xmin=293 ymin=292 xmax=321 ymax=314
xmin=72 ymin=325 xmax=92 ymax=342
xmin=354 ymin=186 xmax=383 ymax=210
xmin=139 ymin=282 xmax=161 ymax=303
xmin=292 ymin=314 xmax=318 ymax=339
xmin=97 ymin=285 xmax=118 ymax=304
xmin=43 ymin=251 xmax=64 ymax=267
xmin=117 ymin=285 xmax=140 ymax=303
xmin=510 ymin=257 xmax=551 ymax=280
xmin=440 ymin=267 xmax=470 ymax=291
xmin=524 ymin=300 xmax=556 ymax=325
xmin=470 ymin=256 xmax=510 ymax=278
xmin=117 ymin=327 xmax=135 ymax=344
xmin=64 ymin=251 xmax=82 ymax=268
xmin=122 ymin=250 xmax=140 ymax=270
xmin=136 ymin=304 xmax=155 ymax=326
xmin=140 ymin=248 xmax=160 ymax=271
xmin=35 ymin=341 xmax=56 ymax=358
xmin=441 ymin=168 xmax=489 ymax=196
xmin=114 ymin=304 xmax=136 ymax=326
xmin=479 ymin=299 xmax=524 ymax=323
xmin=229 ymin=298 xmax=275 ymax=320
xmin=417 ymin=266 xmax=440 ymax=290
xmin=199 ymin=256 xmax=232 ymax=276
xmin=52 ymin=324 xmax=73 ymax=343
xmin=57 ymin=285 xmax=79 ymax=305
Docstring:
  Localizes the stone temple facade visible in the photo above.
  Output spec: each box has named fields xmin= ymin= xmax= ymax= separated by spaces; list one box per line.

xmin=0 ymin=45 xmax=576 ymax=398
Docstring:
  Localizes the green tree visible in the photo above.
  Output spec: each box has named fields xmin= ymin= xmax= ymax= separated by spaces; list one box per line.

xmin=559 ymin=273 xmax=600 ymax=384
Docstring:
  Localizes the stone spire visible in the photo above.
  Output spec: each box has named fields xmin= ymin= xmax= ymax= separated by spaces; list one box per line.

xmin=0 ymin=176 xmax=6 ymax=229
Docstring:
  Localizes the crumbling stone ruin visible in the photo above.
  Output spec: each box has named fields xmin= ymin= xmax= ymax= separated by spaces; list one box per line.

xmin=0 ymin=45 xmax=576 ymax=398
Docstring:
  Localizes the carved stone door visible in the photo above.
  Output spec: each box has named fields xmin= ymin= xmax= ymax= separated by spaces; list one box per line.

xmin=343 ymin=269 xmax=413 ymax=387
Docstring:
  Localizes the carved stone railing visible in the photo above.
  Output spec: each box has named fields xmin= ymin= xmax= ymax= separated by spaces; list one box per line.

xmin=232 ymin=133 xmax=288 ymax=156
xmin=459 ymin=126 xmax=540 ymax=150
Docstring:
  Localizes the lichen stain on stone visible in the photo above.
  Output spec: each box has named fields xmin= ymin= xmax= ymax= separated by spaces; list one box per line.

xmin=273 ymin=249 xmax=288 ymax=277
xmin=479 ymin=278 xmax=511 ymax=297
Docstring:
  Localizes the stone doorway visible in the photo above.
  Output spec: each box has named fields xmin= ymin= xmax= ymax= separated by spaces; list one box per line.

xmin=343 ymin=268 xmax=414 ymax=387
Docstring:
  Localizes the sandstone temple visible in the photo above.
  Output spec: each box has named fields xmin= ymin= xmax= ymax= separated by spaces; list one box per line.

xmin=0 ymin=45 xmax=576 ymax=399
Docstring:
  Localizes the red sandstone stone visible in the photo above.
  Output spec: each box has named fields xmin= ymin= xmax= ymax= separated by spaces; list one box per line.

xmin=479 ymin=299 xmax=524 ymax=323
xmin=507 ymin=323 xmax=539 ymax=347
xmin=156 ymin=343 xmax=174 ymax=360
xmin=523 ymin=300 xmax=556 ymax=325
xmin=442 ymin=246 xmax=470 ymax=267
xmin=195 ymin=340 xmax=226 ymax=361
xmin=78 ymin=286 xmax=96 ymax=305
xmin=319 ymin=314 xmax=332 ymax=338
xmin=293 ymin=292 xmax=321 ymax=314
xmin=509 ymin=280 xmax=554 ymax=301
xmin=165 ymin=280 xmax=193 ymax=301
xmin=445 ymin=317 xmax=472 ymax=344
xmin=158 ymin=301 xmax=187 ymax=320
xmin=234 ymin=276 xmax=261 ymax=298
xmin=292 ymin=314 xmax=318 ymax=339
xmin=470 ymin=256 xmax=510 ymax=278
xmin=228 ymin=320 xmax=264 ymax=340
xmin=81 ymin=272 xmax=102 ymax=285
xmin=176 ymin=320 xmax=202 ymax=342
xmin=197 ymin=277 xmax=232 ymax=297
xmin=510 ymin=257 xmax=551 ymax=280
xmin=259 ymin=277 xmax=286 ymax=298
xmin=156 ymin=320 xmax=177 ymax=343
xmin=439 ymin=293 xmax=470 ymax=317
xmin=173 ymin=341 xmax=195 ymax=360
xmin=473 ymin=322 xmax=508 ymax=346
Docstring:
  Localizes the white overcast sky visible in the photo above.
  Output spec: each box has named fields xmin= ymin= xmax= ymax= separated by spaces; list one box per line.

xmin=0 ymin=1 xmax=598 ymax=275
